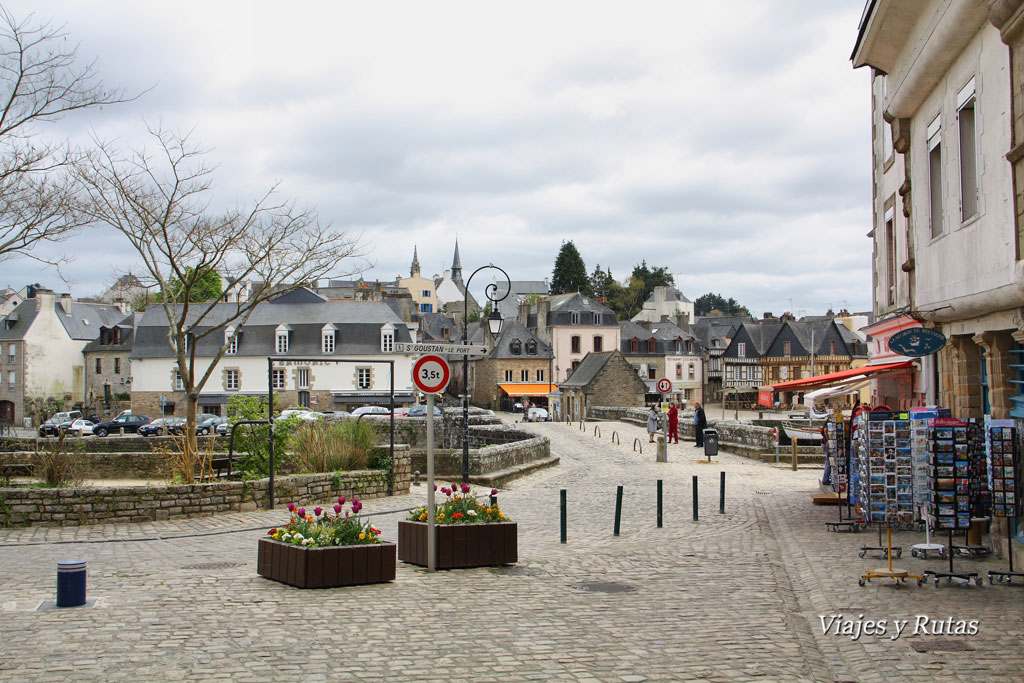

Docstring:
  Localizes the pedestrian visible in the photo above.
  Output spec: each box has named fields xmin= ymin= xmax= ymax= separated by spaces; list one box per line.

xmin=667 ymin=401 xmax=679 ymax=444
xmin=693 ymin=401 xmax=707 ymax=447
xmin=646 ymin=404 xmax=659 ymax=443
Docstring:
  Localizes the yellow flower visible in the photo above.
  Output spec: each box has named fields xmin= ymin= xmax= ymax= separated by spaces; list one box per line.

xmin=359 ymin=532 xmax=366 ymax=540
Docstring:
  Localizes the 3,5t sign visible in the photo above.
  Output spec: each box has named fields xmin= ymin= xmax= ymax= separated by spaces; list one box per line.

xmin=412 ymin=355 xmax=450 ymax=394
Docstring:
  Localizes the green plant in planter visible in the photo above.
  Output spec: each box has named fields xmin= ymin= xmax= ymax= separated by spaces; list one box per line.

xmin=268 ymin=497 xmax=381 ymax=547
xmin=408 ymin=483 xmax=508 ymax=524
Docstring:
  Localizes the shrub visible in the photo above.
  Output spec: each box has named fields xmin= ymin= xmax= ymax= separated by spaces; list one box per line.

xmin=35 ymin=433 xmax=84 ymax=488
xmin=225 ymin=395 xmax=300 ymax=477
xmin=288 ymin=419 xmax=383 ymax=473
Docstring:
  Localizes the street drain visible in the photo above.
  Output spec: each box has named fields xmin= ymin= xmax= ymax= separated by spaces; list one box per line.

xmin=909 ymin=639 xmax=974 ymax=653
xmin=573 ymin=582 xmax=637 ymax=594
xmin=491 ymin=566 xmax=547 ymax=577
xmin=181 ymin=562 xmax=244 ymax=571
xmin=755 ymin=491 xmax=771 ymax=495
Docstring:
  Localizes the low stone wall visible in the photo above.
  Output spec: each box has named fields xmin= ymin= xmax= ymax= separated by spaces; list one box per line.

xmin=0 ymin=448 xmax=412 ymax=528
xmin=410 ymin=435 xmax=550 ymax=478
xmin=0 ymin=434 xmax=221 ymax=454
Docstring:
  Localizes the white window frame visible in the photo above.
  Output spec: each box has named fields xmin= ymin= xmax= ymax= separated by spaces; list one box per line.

xmin=928 ymin=115 xmax=943 ymax=239
xmin=536 ymin=369 xmax=544 ymax=382
xmin=8 ymin=343 xmax=15 ymax=363
xmin=737 ymin=342 xmax=746 ymax=358
xmin=275 ymin=323 xmax=291 ymax=354
xmin=520 ymin=369 xmax=529 ymax=382
xmin=225 ymin=326 xmax=238 ymax=355
xmin=957 ymin=78 xmax=978 ymax=223
xmin=175 ymin=370 xmax=184 ymax=391
xmin=322 ymin=323 xmax=336 ymax=354
xmin=226 ymin=369 xmax=240 ymax=391
xmin=7 ymin=370 xmax=14 ymax=389
xmin=356 ymin=367 xmax=371 ymax=390
xmin=380 ymin=324 xmax=395 ymax=353
xmin=271 ymin=368 xmax=286 ymax=390
xmin=504 ymin=369 xmax=513 ymax=382
xmin=570 ymin=312 xmax=580 ymax=325
xmin=297 ymin=368 xmax=310 ymax=389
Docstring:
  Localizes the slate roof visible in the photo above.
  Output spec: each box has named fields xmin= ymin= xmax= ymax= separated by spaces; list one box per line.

xmin=417 ymin=313 xmax=459 ymax=342
xmin=740 ymin=321 xmax=783 ymax=355
xmin=619 ymin=320 xmax=654 ymax=341
xmin=130 ymin=297 xmax=412 ymax=359
xmin=558 ymin=351 xmax=614 ymax=388
xmin=649 ymin=320 xmax=697 ymax=343
xmin=488 ymin=319 xmax=552 ymax=360
xmin=645 ymin=286 xmax=691 ymax=304
xmin=0 ymin=298 xmax=126 ymax=342
xmin=547 ymin=292 xmax=614 ymax=315
xmin=82 ymin=313 xmax=141 ymax=353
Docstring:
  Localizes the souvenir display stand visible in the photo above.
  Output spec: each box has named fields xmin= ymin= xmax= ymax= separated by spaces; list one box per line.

xmin=921 ymin=419 xmax=982 ymax=588
xmin=824 ymin=412 xmax=862 ymax=532
xmin=856 ymin=412 xmax=914 ymax=559
xmin=986 ymin=420 xmax=1023 ymax=584
xmin=859 ymin=525 xmax=922 ymax=587
xmin=910 ymin=408 xmax=949 ymax=558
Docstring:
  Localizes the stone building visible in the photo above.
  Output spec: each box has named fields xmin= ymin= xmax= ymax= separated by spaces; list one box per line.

xmin=555 ymin=350 xmax=647 ymax=422
xmin=82 ymin=313 xmax=139 ymax=415
xmin=129 ymin=288 xmax=418 ymax=417
xmin=454 ymin=318 xmax=554 ymax=411
xmin=0 ymin=290 xmax=127 ymax=425
xmin=518 ymin=292 xmax=621 ymax=384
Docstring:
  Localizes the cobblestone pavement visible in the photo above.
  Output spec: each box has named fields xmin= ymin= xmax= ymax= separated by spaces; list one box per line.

xmin=1 ymin=418 xmax=1021 ymax=682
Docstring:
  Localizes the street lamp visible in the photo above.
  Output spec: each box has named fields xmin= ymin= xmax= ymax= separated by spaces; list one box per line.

xmin=462 ymin=264 xmax=511 ymax=483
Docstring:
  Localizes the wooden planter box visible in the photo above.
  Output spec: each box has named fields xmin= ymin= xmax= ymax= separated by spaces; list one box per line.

xmin=397 ymin=521 xmax=517 ymax=568
xmin=257 ymin=537 xmax=396 ymax=588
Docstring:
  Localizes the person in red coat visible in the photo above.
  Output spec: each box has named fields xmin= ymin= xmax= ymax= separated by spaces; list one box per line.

xmin=667 ymin=402 xmax=679 ymax=444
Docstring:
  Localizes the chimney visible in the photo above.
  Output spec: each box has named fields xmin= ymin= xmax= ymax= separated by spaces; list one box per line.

xmin=117 ymin=301 xmax=131 ymax=314
xmin=675 ymin=312 xmax=690 ymax=331
xmin=59 ymin=293 xmax=73 ymax=314
xmin=518 ymin=301 xmax=530 ymax=327
xmin=535 ymin=299 xmax=551 ymax=344
xmin=637 ymin=320 xmax=653 ymax=331
xmin=763 ymin=311 xmax=774 ymax=320
xmin=35 ymin=288 xmax=55 ymax=312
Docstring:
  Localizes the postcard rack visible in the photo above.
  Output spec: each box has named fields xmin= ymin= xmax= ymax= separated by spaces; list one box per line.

xmin=986 ymin=420 xmax=1023 ymax=585
xmin=824 ymin=413 xmax=861 ymax=532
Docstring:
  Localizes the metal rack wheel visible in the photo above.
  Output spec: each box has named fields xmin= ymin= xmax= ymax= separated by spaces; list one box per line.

xmin=859 ymin=578 xmax=866 ymax=587
xmin=975 ymin=577 xmax=983 ymax=587
xmin=896 ymin=550 xmax=902 ymax=559
xmin=917 ymin=578 xmax=925 ymax=587
xmin=858 ymin=550 xmax=866 ymax=558
xmin=911 ymin=549 xmax=918 ymax=558
xmin=1008 ymin=577 xmax=1013 ymax=585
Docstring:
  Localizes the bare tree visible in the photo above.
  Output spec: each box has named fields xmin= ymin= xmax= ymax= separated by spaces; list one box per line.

xmin=0 ymin=7 xmax=132 ymax=266
xmin=75 ymin=125 xmax=369 ymax=460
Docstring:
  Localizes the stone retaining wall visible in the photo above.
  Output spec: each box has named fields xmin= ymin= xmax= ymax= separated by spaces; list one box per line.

xmin=588 ymin=406 xmax=777 ymax=449
xmin=410 ymin=435 xmax=550 ymax=478
xmin=0 ymin=449 xmax=412 ymax=528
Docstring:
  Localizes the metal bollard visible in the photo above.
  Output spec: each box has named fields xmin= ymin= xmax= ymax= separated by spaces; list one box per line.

xmin=720 ymin=471 xmax=725 ymax=514
xmin=657 ymin=479 xmax=663 ymax=528
xmin=614 ymin=485 xmax=623 ymax=536
xmin=692 ymin=476 xmax=698 ymax=521
xmin=56 ymin=560 xmax=87 ymax=607
xmin=490 ymin=494 xmax=497 ymax=507
xmin=413 ymin=470 xmax=421 ymax=486
xmin=560 ymin=489 xmax=567 ymax=544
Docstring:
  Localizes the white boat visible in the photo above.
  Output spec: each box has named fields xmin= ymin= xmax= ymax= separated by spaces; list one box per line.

xmin=783 ymin=424 xmax=823 ymax=442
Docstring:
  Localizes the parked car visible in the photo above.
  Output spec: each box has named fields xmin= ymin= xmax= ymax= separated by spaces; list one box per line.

xmin=138 ymin=417 xmax=183 ymax=437
xmin=321 ymin=410 xmax=352 ymax=421
xmin=279 ymin=409 xmax=322 ymax=422
xmin=196 ymin=415 xmax=228 ymax=435
xmin=38 ymin=411 xmax=83 ymax=437
xmin=62 ymin=419 xmax=96 ymax=437
xmin=351 ymin=406 xmax=390 ymax=417
xmin=166 ymin=414 xmax=218 ymax=436
xmin=405 ymin=405 xmax=442 ymax=418
xmin=93 ymin=414 xmax=152 ymax=437
xmin=526 ymin=407 xmax=549 ymax=422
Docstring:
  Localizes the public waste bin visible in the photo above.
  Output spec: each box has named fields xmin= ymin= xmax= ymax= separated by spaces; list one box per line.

xmin=703 ymin=429 xmax=719 ymax=457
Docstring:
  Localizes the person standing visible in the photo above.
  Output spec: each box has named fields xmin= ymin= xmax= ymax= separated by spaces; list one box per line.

xmin=667 ymin=402 xmax=679 ymax=444
xmin=693 ymin=401 xmax=707 ymax=447
xmin=646 ymin=404 xmax=659 ymax=443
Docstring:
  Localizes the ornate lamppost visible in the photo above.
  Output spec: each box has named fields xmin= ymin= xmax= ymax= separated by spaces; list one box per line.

xmin=462 ymin=265 xmax=510 ymax=483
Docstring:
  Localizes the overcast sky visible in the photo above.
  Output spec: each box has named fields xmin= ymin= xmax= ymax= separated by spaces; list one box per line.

xmin=3 ymin=0 xmax=872 ymax=318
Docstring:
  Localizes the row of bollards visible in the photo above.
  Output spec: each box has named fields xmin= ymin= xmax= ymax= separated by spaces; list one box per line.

xmin=558 ymin=473 xmax=727 ymax=543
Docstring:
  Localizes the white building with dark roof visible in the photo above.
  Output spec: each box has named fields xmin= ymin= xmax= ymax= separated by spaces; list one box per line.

xmin=129 ymin=289 xmax=420 ymax=416
xmin=0 ymin=290 xmax=129 ymax=425
xmin=631 ymin=286 xmax=695 ymax=325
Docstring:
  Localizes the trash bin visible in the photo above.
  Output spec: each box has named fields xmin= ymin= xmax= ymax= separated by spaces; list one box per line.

xmin=703 ymin=429 xmax=719 ymax=457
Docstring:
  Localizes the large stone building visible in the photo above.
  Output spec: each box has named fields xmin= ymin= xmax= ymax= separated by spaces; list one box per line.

xmin=82 ymin=313 xmax=140 ymax=415
xmin=555 ymin=350 xmax=648 ymax=422
xmin=455 ymin=318 xmax=554 ymax=411
xmin=518 ymin=292 xmax=621 ymax=383
xmin=129 ymin=289 xmax=419 ymax=417
xmin=0 ymin=290 xmax=128 ymax=425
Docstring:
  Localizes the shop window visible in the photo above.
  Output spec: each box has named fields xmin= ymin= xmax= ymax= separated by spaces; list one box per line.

xmin=1009 ymin=344 xmax=1024 ymax=419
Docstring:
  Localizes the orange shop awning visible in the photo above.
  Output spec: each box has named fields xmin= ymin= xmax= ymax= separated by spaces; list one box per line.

xmin=759 ymin=360 xmax=915 ymax=397
xmin=498 ymin=383 xmax=558 ymax=397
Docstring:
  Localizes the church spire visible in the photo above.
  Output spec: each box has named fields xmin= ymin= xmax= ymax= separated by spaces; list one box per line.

xmin=410 ymin=245 xmax=420 ymax=277
xmin=451 ymin=240 xmax=463 ymax=286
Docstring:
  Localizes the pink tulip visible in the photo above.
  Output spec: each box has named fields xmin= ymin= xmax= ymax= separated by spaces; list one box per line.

xmin=287 ymin=502 xmax=296 ymax=512
xmin=297 ymin=508 xmax=305 ymax=518
xmin=338 ymin=496 xmax=346 ymax=505
xmin=490 ymin=489 xmax=498 ymax=496
xmin=314 ymin=507 xmax=322 ymax=517
xmin=334 ymin=504 xmax=342 ymax=514
xmin=461 ymin=483 xmax=470 ymax=494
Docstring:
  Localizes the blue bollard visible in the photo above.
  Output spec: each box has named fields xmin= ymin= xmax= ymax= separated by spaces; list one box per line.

xmin=56 ymin=560 xmax=87 ymax=607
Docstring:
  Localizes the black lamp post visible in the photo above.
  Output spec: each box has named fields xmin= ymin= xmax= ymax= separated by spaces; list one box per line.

xmin=462 ymin=265 xmax=510 ymax=483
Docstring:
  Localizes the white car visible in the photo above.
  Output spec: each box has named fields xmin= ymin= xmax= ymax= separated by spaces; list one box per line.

xmin=526 ymin=407 xmax=549 ymax=422
xmin=279 ymin=409 xmax=322 ymax=421
xmin=351 ymin=406 xmax=390 ymax=417
xmin=63 ymin=419 xmax=95 ymax=437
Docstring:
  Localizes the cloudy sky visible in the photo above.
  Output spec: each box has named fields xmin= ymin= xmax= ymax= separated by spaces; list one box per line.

xmin=3 ymin=0 xmax=872 ymax=318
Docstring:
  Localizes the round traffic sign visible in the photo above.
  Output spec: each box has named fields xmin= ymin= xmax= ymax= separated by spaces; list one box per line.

xmin=656 ymin=378 xmax=672 ymax=393
xmin=412 ymin=355 xmax=450 ymax=394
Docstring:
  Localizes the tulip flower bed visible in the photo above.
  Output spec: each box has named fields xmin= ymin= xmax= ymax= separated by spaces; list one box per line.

xmin=257 ymin=498 xmax=396 ymax=588
xmin=398 ymin=484 xmax=517 ymax=569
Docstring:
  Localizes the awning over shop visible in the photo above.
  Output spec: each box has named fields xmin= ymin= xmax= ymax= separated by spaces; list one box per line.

xmin=757 ymin=360 xmax=915 ymax=406
xmin=498 ymin=383 xmax=558 ymax=397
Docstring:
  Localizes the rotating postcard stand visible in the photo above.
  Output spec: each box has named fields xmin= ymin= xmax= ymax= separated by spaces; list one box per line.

xmin=824 ymin=415 xmax=863 ymax=532
xmin=910 ymin=516 xmax=945 ymax=559
xmin=987 ymin=420 xmax=1022 ymax=584
xmin=857 ymin=412 xmax=913 ymax=559
xmin=910 ymin=409 xmax=945 ymax=558
xmin=922 ymin=419 xmax=980 ymax=588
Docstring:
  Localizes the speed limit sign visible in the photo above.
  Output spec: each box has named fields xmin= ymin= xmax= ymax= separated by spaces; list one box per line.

xmin=657 ymin=378 xmax=672 ymax=393
xmin=412 ymin=355 xmax=450 ymax=394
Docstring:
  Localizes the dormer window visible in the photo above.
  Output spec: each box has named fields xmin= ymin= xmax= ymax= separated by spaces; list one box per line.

xmin=322 ymin=323 xmax=337 ymax=353
xmin=510 ymin=339 xmax=522 ymax=355
xmin=571 ymin=312 xmax=580 ymax=325
xmin=225 ymin=326 xmax=238 ymax=355
xmin=380 ymin=323 xmax=395 ymax=352
xmin=526 ymin=340 xmax=537 ymax=355
xmin=99 ymin=327 xmax=111 ymax=345
xmin=442 ymin=327 xmax=450 ymax=341
xmin=675 ymin=340 xmax=682 ymax=353
xmin=275 ymin=324 xmax=291 ymax=354
xmin=647 ymin=338 xmax=656 ymax=353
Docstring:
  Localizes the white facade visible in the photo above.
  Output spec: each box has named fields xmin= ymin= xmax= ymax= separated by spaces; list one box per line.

xmin=631 ymin=286 xmax=695 ymax=325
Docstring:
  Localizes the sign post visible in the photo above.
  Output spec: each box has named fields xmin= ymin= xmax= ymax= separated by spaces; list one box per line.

xmin=412 ymin=355 xmax=451 ymax=572
xmin=656 ymin=378 xmax=671 ymax=461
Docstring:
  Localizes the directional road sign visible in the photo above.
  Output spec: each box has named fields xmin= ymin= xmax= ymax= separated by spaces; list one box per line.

xmin=657 ymin=378 xmax=672 ymax=394
xmin=412 ymin=355 xmax=451 ymax=394
xmin=394 ymin=342 xmax=488 ymax=356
